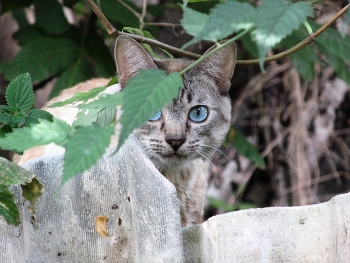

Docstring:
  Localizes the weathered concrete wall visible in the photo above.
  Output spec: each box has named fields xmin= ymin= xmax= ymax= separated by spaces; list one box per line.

xmin=1 ymin=135 xmax=350 ymax=262
xmin=0 ymin=136 xmax=184 ymax=263
xmin=183 ymin=192 xmax=350 ymax=263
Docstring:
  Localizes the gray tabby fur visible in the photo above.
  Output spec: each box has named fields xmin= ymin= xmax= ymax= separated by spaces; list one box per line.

xmin=115 ymin=36 xmax=237 ymax=226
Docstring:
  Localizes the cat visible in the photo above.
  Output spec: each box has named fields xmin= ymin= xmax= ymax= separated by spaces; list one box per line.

xmin=15 ymin=35 xmax=237 ymax=226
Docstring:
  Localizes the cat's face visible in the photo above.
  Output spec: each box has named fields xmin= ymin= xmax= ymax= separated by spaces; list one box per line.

xmin=135 ymin=69 xmax=232 ymax=170
xmin=115 ymin=36 xmax=237 ymax=170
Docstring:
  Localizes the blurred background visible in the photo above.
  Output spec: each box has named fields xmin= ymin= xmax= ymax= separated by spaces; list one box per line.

xmin=0 ymin=0 xmax=349 ymax=220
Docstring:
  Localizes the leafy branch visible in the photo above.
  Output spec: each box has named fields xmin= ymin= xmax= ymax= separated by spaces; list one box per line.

xmin=85 ymin=0 xmax=350 ymax=66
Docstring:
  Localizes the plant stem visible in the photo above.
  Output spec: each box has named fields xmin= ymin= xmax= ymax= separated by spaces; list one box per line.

xmin=179 ymin=27 xmax=253 ymax=75
xmin=85 ymin=0 xmax=349 ymax=65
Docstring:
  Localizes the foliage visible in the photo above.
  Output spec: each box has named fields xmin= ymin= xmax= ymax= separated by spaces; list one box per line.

xmin=207 ymin=196 xmax=256 ymax=212
xmin=226 ymin=129 xmax=266 ymax=169
xmin=0 ymin=74 xmax=53 ymax=149
xmin=0 ymin=0 xmax=349 ymax=224
xmin=0 ymin=157 xmax=43 ymax=226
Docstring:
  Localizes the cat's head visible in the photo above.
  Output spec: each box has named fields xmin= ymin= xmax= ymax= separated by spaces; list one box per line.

xmin=115 ymin=36 xmax=236 ymax=170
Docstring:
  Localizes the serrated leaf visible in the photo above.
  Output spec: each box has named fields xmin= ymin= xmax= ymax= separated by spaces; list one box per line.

xmin=182 ymin=1 xmax=255 ymax=48
xmin=34 ymin=0 xmax=70 ymax=34
xmin=0 ymin=184 xmax=19 ymax=226
xmin=8 ymin=115 xmax=26 ymax=128
xmin=253 ymin=0 xmax=313 ymax=70
xmin=118 ymin=70 xmax=183 ymax=150
xmin=50 ymin=85 xmax=107 ymax=107
xmin=181 ymin=6 xmax=209 ymax=36
xmin=0 ymin=113 xmax=11 ymax=125
xmin=0 ymin=157 xmax=35 ymax=186
xmin=61 ymin=123 xmax=114 ymax=186
xmin=78 ymin=92 xmax=123 ymax=110
xmin=0 ymin=37 xmax=79 ymax=82
xmin=25 ymin=109 xmax=53 ymax=126
xmin=51 ymin=54 xmax=94 ymax=98
xmin=0 ymin=118 xmax=71 ymax=152
xmin=73 ymin=106 xmax=116 ymax=127
xmin=5 ymin=73 xmax=34 ymax=112
xmin=226 ymin=129 xmax=266 ymax=169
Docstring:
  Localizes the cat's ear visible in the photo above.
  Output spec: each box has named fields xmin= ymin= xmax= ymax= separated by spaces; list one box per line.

xmin=114 ymin=35 xmax=157 ymax=87
xmin=198 ymin=42 xmax=237 ymax=94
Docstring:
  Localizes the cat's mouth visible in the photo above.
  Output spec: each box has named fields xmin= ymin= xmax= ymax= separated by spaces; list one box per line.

xmin=162 ymin=153 xmax=186 ymax=160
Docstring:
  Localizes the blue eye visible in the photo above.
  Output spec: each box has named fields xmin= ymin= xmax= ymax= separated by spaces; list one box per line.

xmin=149 ymin=111 xmax=162 ymax=121
xmin=189 ymin=106 xmax=208 ymax=122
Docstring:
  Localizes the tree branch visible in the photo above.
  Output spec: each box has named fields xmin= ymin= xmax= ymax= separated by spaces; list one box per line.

xmin=85 ymin=0 xmax=349 ymax=65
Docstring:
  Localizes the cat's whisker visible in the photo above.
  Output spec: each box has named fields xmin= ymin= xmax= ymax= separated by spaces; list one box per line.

xmin=201 ymin=144 xmax=230 ymax=161
xmin=197 ymin=150 xmax=216 ymax=167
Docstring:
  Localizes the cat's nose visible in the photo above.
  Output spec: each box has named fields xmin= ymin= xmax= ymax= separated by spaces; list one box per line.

xmin=166 ymin=136 xmax=185 ymax=152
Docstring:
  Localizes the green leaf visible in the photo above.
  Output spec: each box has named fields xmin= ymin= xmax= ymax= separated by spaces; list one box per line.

xmin=12 ymin=9 xmax=29 ymax=27
xmin=182 ymin=1 xmax=255 ymax=48
xmin=310 ymin=20 xmax=350 ymax=63
xmin=5 ymin=73 xmax=34 ymax=112
xmin=78 ymin=92 xmax=123 ymax=110
xmin=0 ymin=184 xmax=19 ymax=226
xmin=310 ymin=20 xmax=350 ymax=84
xmin=283 ymin=30 xmax=318 ymax=82
xmin=0 ymin=37 xmax=79 ymax=82
xmin=34 ymin=0 xmax=70 ymax=34
xmin=62 ymin=0 xmax=80 ymax=8
xmin=207 ymin=196 xmax=256 ymax=212
xmin=0 ymin=113 xmax=11 ymax=125
xmin=100 ymin=0 xmax=140 ymax=28
xmin=341 ymin=4 xmax=350 ymax=37
xmin=51 ymin=53 xmax=94 ymax=98
xmin=50 ymin=85 xmax=107 ymax=107
xmin=226 ymin=129 xmax=266 ymax=169
xmin=141 ymin=30 xmax=174 ymax=59
xmin=207 ymin=196 xmax=235 ymax=212
xmin=318 ymin=45 xmax=350 ymax=85
xmin=240 ymin=33 xmax=259 ymax=59
xmin=73 ymin=107 xmax=116 ymax=127
xmin=0 ymin=157 xmax=35 ymax=186
xmin=84 ymin=31 xmax=115 ymax=77
xmin=253 ymin=0 xmax=313 ymax=70
xmin=0 ymin=118 xmax=71 ymax=152
xmin=1 ymin=0 xmax=33 ymax=14
xmin=25 ymin=109 xmax=53 ymax=126
xmin=107 ymin=77 xmax=119 ymax=87
xmin=118 ymin=70 xmax=183 ymax=150
xmin=61 ymin=123 xmax=114 ymax=186
xmin=180 ymin=6 xmax=209 ymax=36
xmin=122 ymin=28 xmax=173 ymax=59
xmin=21 ymin=177 xmax=44 ymax=209
xmin=14 ymin=25 xmax=46 ymax=46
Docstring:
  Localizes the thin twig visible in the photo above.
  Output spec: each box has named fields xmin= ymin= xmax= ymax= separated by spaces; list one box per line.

xmin=85 ymin=0 xmax=350 ymax=64
xmin=139 ymin=0 xmax=147 ymax=30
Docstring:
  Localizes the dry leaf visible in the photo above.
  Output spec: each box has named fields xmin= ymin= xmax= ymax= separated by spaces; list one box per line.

xmin=96 ymin=216 xmax=109 ymax=237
